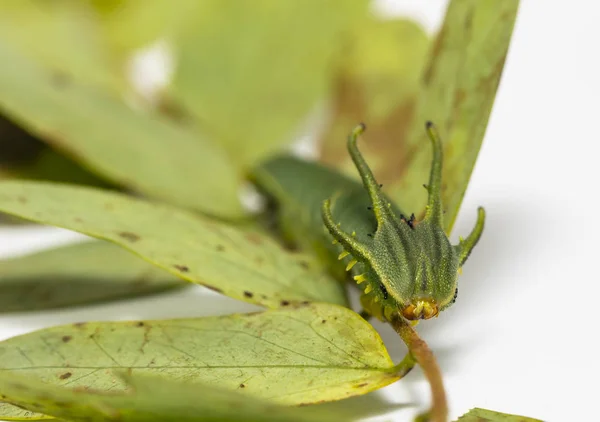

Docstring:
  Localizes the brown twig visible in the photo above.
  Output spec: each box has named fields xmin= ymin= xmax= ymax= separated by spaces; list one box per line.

xmin=390 ymin=314 xmax=448 ymax=422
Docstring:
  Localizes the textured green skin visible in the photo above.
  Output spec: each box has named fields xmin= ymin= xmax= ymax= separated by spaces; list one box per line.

xmin=250 ymin=124 xmax=484 ymax=321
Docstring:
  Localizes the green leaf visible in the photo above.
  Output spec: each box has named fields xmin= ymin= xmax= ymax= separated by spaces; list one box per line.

xmin=0 ymin=0 xmax=125 ymax=93
xmin=455 ymin=408 xmax=544 ymax=422
xmin=0 ymin=371 xmax=358 ymax=422
xmin=319 ymin=0 xmax=519 ymax=233
xmin=90 ymin=0 xmax=195 ymax=55
xmin=0 ymin=181 xmax=347 ymax=308
xmin=0 ymin=303 xmax=401 ymax=421
xmin=0 ymin=241 xmax=186 ymax=313
xmin=172 ymin=0 xmax=369 ymax=168
xmin=0 ymin=41 xmax=243 ymax=218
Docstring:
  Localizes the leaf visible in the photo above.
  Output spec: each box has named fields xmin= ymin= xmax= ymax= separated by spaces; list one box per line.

xmin=171 ymin=0 xmax=369 ymax=168
xmin=0 ymin=0 xmax=125 ymax=93
xmin=0 ymin=181 xmax=347 ymax=308
xmin=455 ymin=408 xmax=544 ymax=422
xmin=0 ymin=113 xmax=112 ymax=189
xmin=0 ymin=304 xmax=401 ymax=421
xmin=0 ymin=41 xmax=243 ymax=218
xmin=0 ymin=241 xmax=186 ymax=313
xmin=0 ymin=371 xmax=357 ymax=422
xmin=90 ymin=0 xmax=196 ymax=55
xmin=319 ymin=0 xmax=519 ymax=233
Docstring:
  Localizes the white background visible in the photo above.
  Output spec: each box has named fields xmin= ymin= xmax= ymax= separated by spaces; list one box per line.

xmin=1 ymin=1 xmax=599 ymax=421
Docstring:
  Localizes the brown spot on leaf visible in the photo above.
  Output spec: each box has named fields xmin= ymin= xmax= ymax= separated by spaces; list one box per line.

xmin=239 ymin=383 xmax=246 ymax=388
xmin=216 ymin=244 xmax=225 ymax=251
xmin=243 ymin=291 xmax=254 ymax=298
xmin=245 ymin=232 xmax=263 ymax=245
xmin=59 ymin=372 xmax=72 ymax=380
xmin=355 ymin=382 xmax=368 ymax=388
xmin=118 ymin=231 xmax=140 ymax=242
xmin=51 ymin=71 xmax=71 ymax=89
xmin=321 ymin=319 xmax=327 ymax=324
xmin=157 ymin=96 xmax=192 ymax=124
xmin=298 ymin=260 xmax=310 ymax=269
xmin=61 ymin=335 xmax=72 ymax=343
xmin=136 ymin=322 xmax=145 ymax=327
xmin=173 ymin=264 xmax=189 ymax=273
xmin=73 ymin=322 xmax=86 ymax=328
xmin=205 ymin=285 xmax=223 ymax=294
xmin=280 ymin=300 xmax=290 ymax=306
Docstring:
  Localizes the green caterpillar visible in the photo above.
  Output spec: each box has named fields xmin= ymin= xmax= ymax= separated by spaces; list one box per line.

xmin=251 ymin=122 xmax=485 ymax=322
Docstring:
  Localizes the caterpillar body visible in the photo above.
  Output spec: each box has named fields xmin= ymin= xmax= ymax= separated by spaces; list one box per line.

xmin=250 ymin=122 xmax=485 ymax=322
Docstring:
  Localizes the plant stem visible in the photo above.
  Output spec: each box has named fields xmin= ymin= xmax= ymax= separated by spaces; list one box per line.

xmin=390 ymin=314 xmax=448 ymax=422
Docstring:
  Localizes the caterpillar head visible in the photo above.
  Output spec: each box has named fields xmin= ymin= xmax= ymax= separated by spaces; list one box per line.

xmin=322 ymin=122 xmax=485 ymax=321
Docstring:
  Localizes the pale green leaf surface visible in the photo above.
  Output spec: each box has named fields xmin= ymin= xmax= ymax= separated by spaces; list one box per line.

xmin=0 ymin=182 xmax=347 ymax=308
xmin=319 ymin=0 xmax=519 ymax=233
xmin=172 ymin=0 xmax=369 ymax=167
xmin=455 ymin=408 xmax=543 ymax=422
xmin=0 ymin=241 xmax=186 ymax=313
xmin=91 ymin=0 xmax=196 ymax=55
xmin=0 ymin=371 xmax=360 ymax=421
xmin=0 ymin=0 xmax=124 ymax=93
xmin=0 ymin=304 xmax=399 ymax=420
xmin=0 ymin=42 xmax=243 ymax=218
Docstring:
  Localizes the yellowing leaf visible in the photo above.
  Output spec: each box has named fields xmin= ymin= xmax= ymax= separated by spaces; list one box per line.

xmin=0 ymin=304 xmax=401 ymax=421
xmin=0 ymin=181 xmax=347 ymax=308
xmin=0 ymin=371 xmax=360 ymax=422
xmin=172 ymin=0 xmax=369 ymax=168
xmin=455 ymin=408 xmax=544 ymax=422
xmin=0 ymin=241 xmax=186 ymax=313
xmin=0 ymin=41 xmax=243 ymax=218
xmin=319 ymin=0 xmax=519 ymax=233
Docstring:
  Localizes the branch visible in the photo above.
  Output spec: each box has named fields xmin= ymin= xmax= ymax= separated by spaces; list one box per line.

xmin=390 ymin=314 xmax=448 ymax=422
